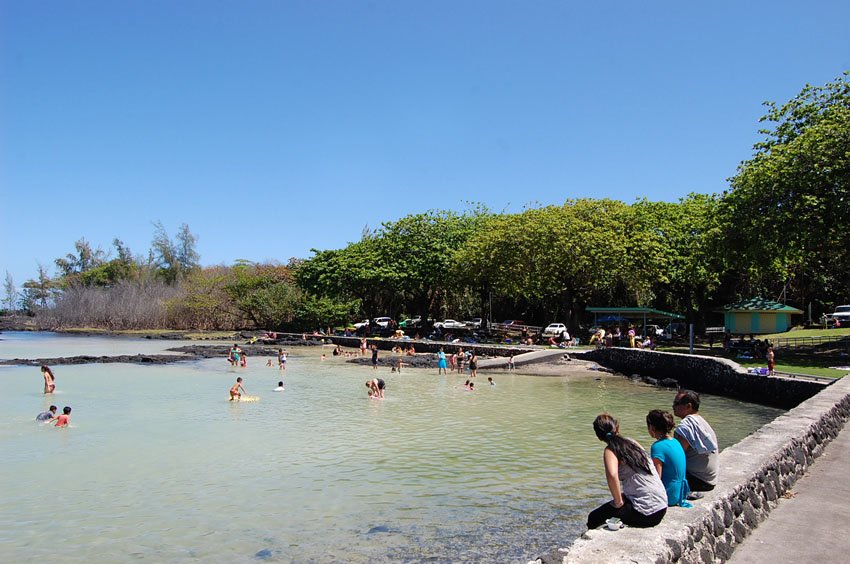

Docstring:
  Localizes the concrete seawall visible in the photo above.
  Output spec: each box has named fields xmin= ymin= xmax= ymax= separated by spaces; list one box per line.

xmin=327 ymin=335 xmax=533 ymax=359
xmin=573 ymin=347 xmax=825 ymax=409
xmin=547 ymin=373 xmax=850 ymax=563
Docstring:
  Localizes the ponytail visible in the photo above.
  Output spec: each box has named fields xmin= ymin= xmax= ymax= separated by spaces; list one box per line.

xmin=593 ymin=413 xmax=652 ymax=475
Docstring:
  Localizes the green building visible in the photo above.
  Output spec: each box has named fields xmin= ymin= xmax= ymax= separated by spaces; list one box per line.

xmin=719 ymin=298 xmax=803 ymax=335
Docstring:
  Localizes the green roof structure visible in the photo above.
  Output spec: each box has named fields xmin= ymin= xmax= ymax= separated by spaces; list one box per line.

xmin=586 ymin=307 xmax=685 ymax=319
xmin=718 ymin=298 xmax=803 ymax=314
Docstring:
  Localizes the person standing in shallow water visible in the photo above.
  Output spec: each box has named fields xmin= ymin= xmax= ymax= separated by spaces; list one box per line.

xmin=437 ymin=347 xmax=448 ymax=375
xmin=586 ymin=413 xmax=667 ymax=530
xmin=41 ymin=366 xmax=56 ymax=394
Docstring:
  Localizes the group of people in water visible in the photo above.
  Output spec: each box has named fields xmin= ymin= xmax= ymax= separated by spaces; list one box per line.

xmin=587 ymin=389 xmax=718 ymax=530
xmin=35 ymin=365 xmax=72 ymax=427
xmin=36 ymin=404 xmax=72 ymax=427
xmin=38 ymin=342 xmax=719 ymax=535
xmin=436 ymin=347 xmax=479 ymax=377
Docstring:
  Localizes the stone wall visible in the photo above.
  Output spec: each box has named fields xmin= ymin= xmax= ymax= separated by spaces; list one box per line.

xmin=328 ymin=335 xmax=532 ymax=359
xmin=573 ymin=348 xmax=825 ymax=409
xmin=546 ymin=375 xmax=850 ymax=564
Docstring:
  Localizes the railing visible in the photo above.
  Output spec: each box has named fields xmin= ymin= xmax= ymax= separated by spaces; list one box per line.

xmin=488 ymin=322 xmax=544 ymax=334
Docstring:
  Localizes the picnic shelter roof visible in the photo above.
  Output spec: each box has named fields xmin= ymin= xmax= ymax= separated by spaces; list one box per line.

xmin=585 ymin=307 xmax=685 ymax=320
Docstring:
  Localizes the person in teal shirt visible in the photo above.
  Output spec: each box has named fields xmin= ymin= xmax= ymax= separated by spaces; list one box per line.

xmin=646 ymin=410 xmax=691 ymax=507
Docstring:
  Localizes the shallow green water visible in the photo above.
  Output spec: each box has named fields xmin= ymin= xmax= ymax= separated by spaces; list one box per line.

xmin=0 ymin=333 xmax=783 ymax=562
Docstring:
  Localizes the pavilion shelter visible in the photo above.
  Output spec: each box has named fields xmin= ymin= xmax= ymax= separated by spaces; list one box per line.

xmin=718 ymin=298 xmax=803 ymax=335
xmin=585 ymin=307 xmax=685 ymax=337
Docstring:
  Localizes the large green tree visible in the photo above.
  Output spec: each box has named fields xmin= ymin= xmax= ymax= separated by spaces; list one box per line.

xmin=720 ymin=73 xmax=850 ymax=310
xmin=633 ymin=194 xmax=724 ymax=322
xmin=457 ymin=199 xmax=669 ymax=328
xmin=297 ymin=209 xmax=488 ymax=322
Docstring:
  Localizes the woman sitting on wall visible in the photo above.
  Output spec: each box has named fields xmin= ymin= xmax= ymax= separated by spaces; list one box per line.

xmin=586 ymin=413 xmax=668 ymax=530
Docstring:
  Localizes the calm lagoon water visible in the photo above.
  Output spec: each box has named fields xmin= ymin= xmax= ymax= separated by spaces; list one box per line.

xmin=0 ymin=332 xmax=783 ymax=563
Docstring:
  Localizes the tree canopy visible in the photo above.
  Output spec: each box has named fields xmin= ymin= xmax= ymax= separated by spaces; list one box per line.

xmin=15 ymin=75 xmax=849 ymax=330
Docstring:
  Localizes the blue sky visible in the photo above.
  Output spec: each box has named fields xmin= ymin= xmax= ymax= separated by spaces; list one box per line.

xmin=2 ymin=0 xmax=849 ymax=287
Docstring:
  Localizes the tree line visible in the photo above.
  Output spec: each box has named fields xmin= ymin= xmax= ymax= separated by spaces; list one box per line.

xmin=4 ymin=74 xmax=849 ymax=332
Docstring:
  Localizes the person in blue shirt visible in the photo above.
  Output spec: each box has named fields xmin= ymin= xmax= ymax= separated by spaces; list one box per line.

xmin=36 ymin=405 xmax=58 ymax=422
xmin=646 ymin=409 xmax=691 ymax=507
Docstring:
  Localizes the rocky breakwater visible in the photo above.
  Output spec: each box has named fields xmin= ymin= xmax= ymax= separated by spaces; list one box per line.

xmin=0 ymin=343 xmax=322 ymax=367
xmin=533 ymin=373 xmax=850 ymax=564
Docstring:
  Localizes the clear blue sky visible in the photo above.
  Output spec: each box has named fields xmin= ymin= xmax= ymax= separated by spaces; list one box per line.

xmin=2 ymin=1 xmax=849 ymax=287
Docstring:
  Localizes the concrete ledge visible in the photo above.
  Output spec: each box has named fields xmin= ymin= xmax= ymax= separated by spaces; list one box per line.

xmin=555 ymin=376 xmax=850 ymax=563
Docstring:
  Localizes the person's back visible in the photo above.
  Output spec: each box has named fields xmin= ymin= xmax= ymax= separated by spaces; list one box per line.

xmin=673 ymin=390 xmax=718 ymax=492
xmin=36 ymin=406 xmax=57 ymax=422
xmin=55 ymin=406 xmax=72 ymax=427
xmin=651 ymin=437 xmax=690 ymax=506
xmin=617 ymin=447 xmax=668 ymax=515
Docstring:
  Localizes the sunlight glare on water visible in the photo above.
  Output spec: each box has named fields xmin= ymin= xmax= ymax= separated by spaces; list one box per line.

xmin=0 ymin=333 xmax=783 ymax=562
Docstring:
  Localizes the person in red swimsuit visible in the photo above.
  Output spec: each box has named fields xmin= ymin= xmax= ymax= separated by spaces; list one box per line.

xmin=54 ymin=406 xmax=72 ymax=427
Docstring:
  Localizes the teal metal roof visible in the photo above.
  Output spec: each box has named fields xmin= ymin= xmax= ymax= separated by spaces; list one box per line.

xmin=585 ymin=307 xmax=685 ymax=320
xmin=719 ymin=297 xmax=803 ymax=314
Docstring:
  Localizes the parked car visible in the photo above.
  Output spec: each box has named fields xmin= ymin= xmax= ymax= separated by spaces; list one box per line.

xmin=465 ymin=317 xmax=483 ymax=329
xmin=644 ymin=324 xmax=665 ymax=337
xmin=831 ymin=305 xmax=850 ymax=327
xmin=502 ymin=319 xmax=525 ymax=326
xmin=435 ymin=319 xmax=466 ymax=330
xmin=399 ymin=316 xmax=421 ymax=328
xmin=373 ymin=317 xmax=393 ymax=328
xmin=542 ymin=323 xmax=567 ymax=337
xmin=353 ymin=319 xmax=370 ymax=329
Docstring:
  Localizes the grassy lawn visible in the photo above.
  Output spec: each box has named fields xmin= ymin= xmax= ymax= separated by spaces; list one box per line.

xmin=660 ymin=327 xmax=850 ymax=378
xmin=734 ymin=359 xmax=848 ymax=379
xmin=760 ymin=327 xmax=850 ymax=340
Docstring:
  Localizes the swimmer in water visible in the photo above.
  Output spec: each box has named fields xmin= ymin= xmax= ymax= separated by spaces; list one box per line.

xmin=274 ymin=381 xmax=285 ymax=391
xmin=230 ymin=377 xmax=246 ymax=401
xmin=41 ymin=365 xmax=56 ymax=394
xmin=488 ymin=377 xmax=495 ymax=386
xmin=365 ymin=378 xmax=385 ymax=399
xmin=36 ymin=405 xmax=58 ymax=422
xmin=54 ymin=406 xmax=71 ymax=427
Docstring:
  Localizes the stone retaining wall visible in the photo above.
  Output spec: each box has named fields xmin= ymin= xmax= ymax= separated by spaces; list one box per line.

xmin=573 ymin=348 xmax=825 ymax=409
xmin=328 ymin=336 xmax=532 ymax=359
xmin=550 ymin=375 xmax=850 ymax=564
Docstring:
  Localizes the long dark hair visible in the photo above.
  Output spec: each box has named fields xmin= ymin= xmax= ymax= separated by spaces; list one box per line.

xmin=41 ymin=365 xmax=55 ymax=382
xmin=593 ymin=413 xmax=651 ymax=475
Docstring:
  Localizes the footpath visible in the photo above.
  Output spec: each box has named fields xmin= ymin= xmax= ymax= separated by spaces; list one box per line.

xmin=729 ymin=420 xmax=850 ymax=562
